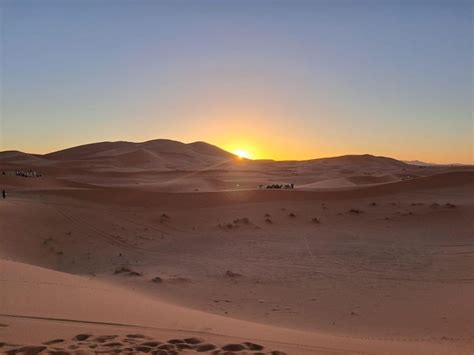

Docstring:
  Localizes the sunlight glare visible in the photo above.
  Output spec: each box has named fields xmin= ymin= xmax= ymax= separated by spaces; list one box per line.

xmin=233 ymin=149 xmax=252 ymax=159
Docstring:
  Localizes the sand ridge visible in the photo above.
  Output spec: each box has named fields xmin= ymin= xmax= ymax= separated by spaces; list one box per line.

xmin=1 ymin=141 xmax=473 ymax=354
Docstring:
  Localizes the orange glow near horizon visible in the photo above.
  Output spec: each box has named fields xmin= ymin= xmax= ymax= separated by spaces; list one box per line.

xmin=233 ymin=149 xmax=252 ymax=159
xmin=2 ymin=2 xmax=472 ymax=166
xmin=3 ymin=129 xmax=473 ymax=165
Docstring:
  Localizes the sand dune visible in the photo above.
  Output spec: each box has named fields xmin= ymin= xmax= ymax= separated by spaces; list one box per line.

xmin=18 ymin=171 xmax=472 ymax=211
xmin=298 ymin=174 xmax=399 ymax=189
xmin=0 ymin=151 xmax=53 ymax=167
xmin=0 ymin=175 xmax=96 ymax=191
xmin=0 ymin=258 xmax=470 ymax=354
xmin=41 ymin=140 xmax=234 ymax=172
xmin=346 ymin=175 xmax=398 ymax=185
xmin=3 ymin=139 xmax=472 ymax=192
xmin=1 ymin=140 xmax=473 ymax=354
xmin=0 ymin=259 xmax=313 ymax=354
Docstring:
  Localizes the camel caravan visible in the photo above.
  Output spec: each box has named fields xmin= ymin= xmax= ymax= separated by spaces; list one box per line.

xmin=259 ymin=183 xmax=294 ymax=189
xmin=2 ymin=169 xmax=42 ymax=177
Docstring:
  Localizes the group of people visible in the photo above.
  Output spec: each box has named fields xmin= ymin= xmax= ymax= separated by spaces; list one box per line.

xmin=2 ymin=169 xmax=40 ymax=177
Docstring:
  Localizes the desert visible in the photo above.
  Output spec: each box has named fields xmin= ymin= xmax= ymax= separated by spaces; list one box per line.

xmin=2 ymin=0 xmax=472 ymax=353
xmin=1 ymin=139 xmax=473 ymax=354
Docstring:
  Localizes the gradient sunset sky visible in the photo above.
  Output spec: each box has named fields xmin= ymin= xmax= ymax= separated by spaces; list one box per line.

xmin=1 ymin=0 xmax=472 ymax=163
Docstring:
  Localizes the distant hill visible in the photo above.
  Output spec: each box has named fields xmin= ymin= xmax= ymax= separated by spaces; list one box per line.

xmin=1 ymin=140 xmax=236 ymax=172
xmin=403 ymin=160 xmax=436 ymax=166
xmin=0 ymin=139 xmax=464 ymax=175
xmin=309 ymin=154 xmax=407 ymax=169
xmin=0 ymin=150 xmax=53 ymax=166
xmin=1 ymin=139 xmax=472 ymax=191
xmin=403 ymin=160 xmax=473 ymax=167
xmin=45 ymin=139 xmax=233 ymax=160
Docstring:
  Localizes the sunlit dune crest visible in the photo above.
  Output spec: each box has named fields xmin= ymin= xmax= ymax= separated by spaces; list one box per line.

xmin=233 ymin=149 xmax=252 ymax=159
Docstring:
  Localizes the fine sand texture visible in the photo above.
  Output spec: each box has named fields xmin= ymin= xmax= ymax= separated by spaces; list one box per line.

xmin=1 ymin=140 xmax=473 ymax=354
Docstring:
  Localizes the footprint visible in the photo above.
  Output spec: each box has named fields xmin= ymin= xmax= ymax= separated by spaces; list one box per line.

xmin=184 ymin=338 xmax=204 ymax=345
xmin=222 ymin=343 xmax=246 ymax=351
xmin=42 ymin=339 xmax=65 ymax=345
xmin=151 ymin=350 xmax=171 ymax=355
xmin=74 ymin=334 xmax=92 ymax=341
xmin=103 ymin=342 xmax=123 ymax=347
xmin=243 ymin=342 xmax=264 ymax=351
xmin=140 ymin=341 xmax=162 ymax=347
xmin=93 ymin=335 xmax=118 ymax=343
xmin=157 ymin=344 xmax=175 ymax=350
xmin=176 ymin=343 xmax=193 ymax=350
xmin=195 ymin=343 xmax=216 ymax=352
xmin=126 ymin=334 xmax=149 ymax=339
xmin=134 ymin=345 xmax=152 ymax=352
xmin=6 ymin=346 xmax=47 ymax=354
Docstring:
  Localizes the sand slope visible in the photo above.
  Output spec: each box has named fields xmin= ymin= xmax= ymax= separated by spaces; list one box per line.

xmin=1 ymin=141 xmax=473 ymax=354
xmin=2 ymin=139 xmax=472 ymax=191
xmin=1 ymin=259 xmax=470 ymax=354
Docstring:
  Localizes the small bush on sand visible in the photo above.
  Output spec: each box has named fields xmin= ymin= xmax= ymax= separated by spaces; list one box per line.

xmin=225 ymin=270 xmax=243 ymax=278
xmin=233 ymin=217 xmax=250 ymax=224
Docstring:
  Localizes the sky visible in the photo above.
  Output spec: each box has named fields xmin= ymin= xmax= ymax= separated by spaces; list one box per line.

xmin=0 ymin=0 xmax=472 ymax=163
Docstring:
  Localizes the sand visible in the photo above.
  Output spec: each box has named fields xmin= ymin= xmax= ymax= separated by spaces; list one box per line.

xmin=1 ymin=140 xmax=473 ymax=354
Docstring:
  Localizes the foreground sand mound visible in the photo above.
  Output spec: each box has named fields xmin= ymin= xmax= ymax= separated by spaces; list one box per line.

xmin=0 ymin=259 xmax=314 ymax=354
xmin=1 ymin=259 xmax=467 ymax=354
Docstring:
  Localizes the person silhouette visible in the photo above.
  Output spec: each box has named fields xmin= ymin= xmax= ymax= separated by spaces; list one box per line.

xmin=2 ymin=189 xmax=6 ymax=199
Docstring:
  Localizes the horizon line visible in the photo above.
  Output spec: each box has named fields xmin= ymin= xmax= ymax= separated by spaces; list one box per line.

xmin=1 ymin=137 xmax=473 ymax=167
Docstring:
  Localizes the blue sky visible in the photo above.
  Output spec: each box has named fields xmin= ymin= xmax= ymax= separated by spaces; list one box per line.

xmin=1 ymin=0 xmax=472 ymax=163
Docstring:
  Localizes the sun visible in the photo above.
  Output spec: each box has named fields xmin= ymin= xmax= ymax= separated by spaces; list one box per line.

xmin=233 ymin=149 xmax=252 ymax=159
